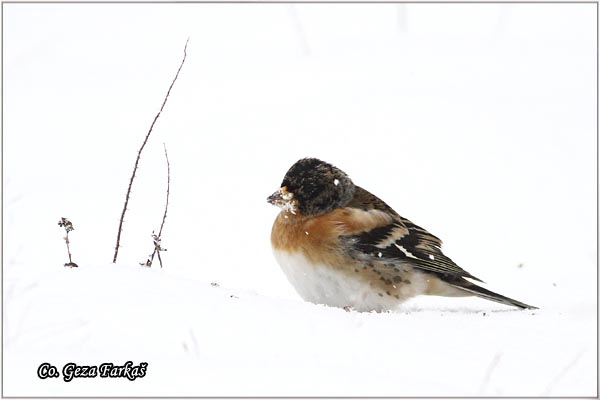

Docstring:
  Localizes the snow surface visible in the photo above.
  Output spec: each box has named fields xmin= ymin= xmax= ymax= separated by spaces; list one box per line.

xmin=3 ymin=3 xmax=597 ymax=397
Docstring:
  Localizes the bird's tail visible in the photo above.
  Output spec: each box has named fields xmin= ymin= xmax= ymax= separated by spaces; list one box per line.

xmin=449 ymin=279 xmax=538 ymax=310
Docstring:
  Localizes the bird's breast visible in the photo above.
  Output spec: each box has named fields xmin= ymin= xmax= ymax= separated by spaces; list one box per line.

xmin=270 ymin=208 xmax=426 ymax=311
xmin=270 ymin=210 xmax=345 ymax=265
xmin=272 ymin=249 xmax=402 ymax=312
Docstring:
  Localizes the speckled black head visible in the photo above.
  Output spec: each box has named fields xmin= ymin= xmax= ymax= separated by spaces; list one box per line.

xmin=280 ymin=158 xmax=356 ymax=216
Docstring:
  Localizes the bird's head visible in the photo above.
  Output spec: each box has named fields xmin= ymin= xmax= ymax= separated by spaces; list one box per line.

xmin=267 ymin=158 xmax=355 ymax=217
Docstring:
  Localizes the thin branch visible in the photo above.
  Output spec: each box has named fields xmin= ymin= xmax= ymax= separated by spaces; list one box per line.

xmin=148 ymin=142 xmax=171 ymax=268
xmin=65 ymin=233 xmax=73 ymax=263
xmin=156 ymin=247 xmax=164 ymax=269
xmin=158 ymin=142 xmax=170 ymax=239
xmin=113 ymin=37 xmax=189 ymax=263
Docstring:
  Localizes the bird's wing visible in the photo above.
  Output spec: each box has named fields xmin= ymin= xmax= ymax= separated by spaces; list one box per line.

xmin=343 ymin=186 xmax=483 ymax=282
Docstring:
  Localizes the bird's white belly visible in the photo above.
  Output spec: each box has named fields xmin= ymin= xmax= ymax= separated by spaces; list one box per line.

xmin=273 ymin=249 xmax=400 ymax=312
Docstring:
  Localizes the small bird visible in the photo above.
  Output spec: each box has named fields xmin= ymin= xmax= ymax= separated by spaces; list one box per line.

xmin=267 ymin=158 xmax=537 ymax=312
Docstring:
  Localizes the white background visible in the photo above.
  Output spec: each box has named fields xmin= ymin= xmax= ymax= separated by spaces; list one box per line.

xmin=3 ymin=3 xmax=597 ymax=397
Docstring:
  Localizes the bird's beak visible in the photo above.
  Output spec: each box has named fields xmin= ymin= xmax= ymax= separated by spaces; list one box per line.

xmin=267 ymin=189 xmax=283 ymax=205
xmin=267 ymin=187 xmax=295 ymax=212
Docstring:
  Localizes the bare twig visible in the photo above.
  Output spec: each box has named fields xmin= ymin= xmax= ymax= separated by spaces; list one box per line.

xmin=152 ymin=143 xmax=171 ymax=267
xmin=157 ymin=143 xmax=170 ymax=241
xmin=58 ymin=217 xmax=78 ymax=268
xmin=142 ymin=143 xmax=171 ymax=268
xmin=113 ymin=37 xmax=189 ymax=263
xmin=156 ymin=247 xmax=164 ymax=269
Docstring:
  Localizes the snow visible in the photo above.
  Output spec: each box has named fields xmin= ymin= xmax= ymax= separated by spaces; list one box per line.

xmin=3 ymin=264 xmax=596 ymax=397
xmin=3 ymin=3 xmax=597 ymax=397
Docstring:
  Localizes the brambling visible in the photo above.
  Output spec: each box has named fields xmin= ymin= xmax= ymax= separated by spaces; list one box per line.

xmin=267 ymin=158 xmax=537 ymax=312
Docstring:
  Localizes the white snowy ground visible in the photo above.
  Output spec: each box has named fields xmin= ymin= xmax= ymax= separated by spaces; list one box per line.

xmin=3 ymin=3 xmax=597 ymax=397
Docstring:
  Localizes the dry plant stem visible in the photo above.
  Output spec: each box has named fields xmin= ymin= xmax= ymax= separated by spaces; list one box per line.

xmin=65 ymin=232 xmax=73 ymax=264
xmin=149 ymin=143 xmax=171 ymax=268
xmin=156 ymin=248 xmax=164 ymax=269
xmin=59 ymin=218 xmax=78 ymax=268
xmin=112 ymin=37 xmax=189 ymax=263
